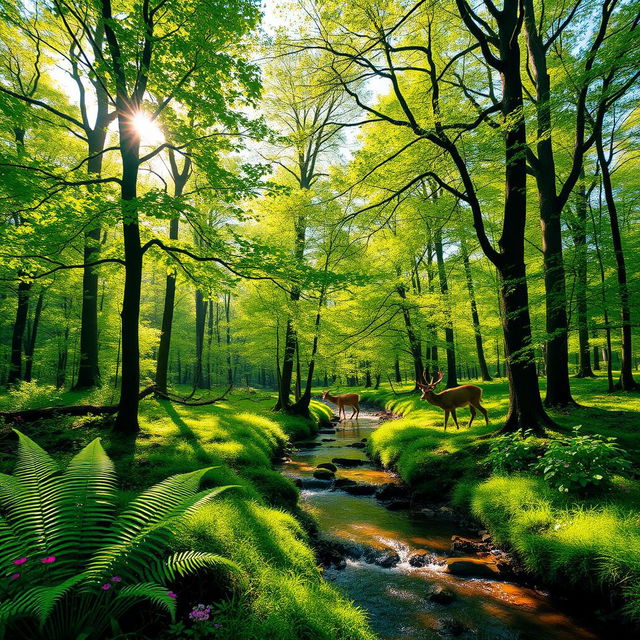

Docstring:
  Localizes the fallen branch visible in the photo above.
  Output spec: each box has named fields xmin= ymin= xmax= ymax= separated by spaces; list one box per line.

xmin=0 ymin=386 xmax=156 ymax=424
xmin=154 ymin=384 xmax=233 ymax=406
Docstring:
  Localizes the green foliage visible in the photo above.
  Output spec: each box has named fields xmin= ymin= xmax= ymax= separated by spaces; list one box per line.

xmin=0 ymin=431 xmax=236 ymax=639
xmin=533 ymin=428 xmax=630 ymax=494
xmin=1 ymin=381 xmax=62 ymax=411
xmin=487 ymin=431 xmax=544 ymax=473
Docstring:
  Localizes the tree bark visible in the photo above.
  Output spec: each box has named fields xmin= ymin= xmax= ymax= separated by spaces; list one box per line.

xmin=434 ymin=228 xmax=457 ymax=387
xmin=8 ymin=279 xmax=31 ymax=385
xmin=596 ymin=134 xmax=638 ymax=390
xmin=396 ymin=284 xmax=424 ymax=388
xmin=523 ymin=0 xmax=574 ymax=407
xmin=24 ymin=289 xmax=44 ymax=383
xmin=461 ymin=239 xmax=492 ymax=381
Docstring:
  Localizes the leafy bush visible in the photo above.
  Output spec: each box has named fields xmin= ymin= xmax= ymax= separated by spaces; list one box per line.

xmin=0 ymin=431 xmax=237 ymax=640
xmin=533 ymin=428 xmax=630 ymax=494
xmin=2 ymin=381 xmax=62 ymax=411
xmin=487 ymin=431 xmax=542 ymax=472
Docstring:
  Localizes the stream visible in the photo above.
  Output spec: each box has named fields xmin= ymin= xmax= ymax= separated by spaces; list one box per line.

xmin=280 ymin=413 xmax=617 ymax=640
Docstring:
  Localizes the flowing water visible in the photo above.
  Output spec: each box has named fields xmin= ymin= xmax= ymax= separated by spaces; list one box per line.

xmin=280 ymin=413 xmax=620 ymax=640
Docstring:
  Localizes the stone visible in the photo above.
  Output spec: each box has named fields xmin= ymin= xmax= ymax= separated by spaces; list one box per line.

xmin=313 ymin=469 xmax=335 ymax=481
xmin=317 ymin=462 xmax=338 ymax=472
xmin=347 ymin=442 xmax=366 ymax=449
xmin=332 ymin=457 xmax=367 ymax=467
xmin=321 ymin=438 xmax=336 ymax=442
xmin=421 ymin=508 xmax=436 ymax=517
xmin=297 ymin=441 xmax=322 ymax=449
xmin=435 ymin=617 xmax=467 ymax=636
xmin=375 ymin=483 xmax=410 ymax=501
xmin=369 ymin=548 xmax=400 ymax=568
xmin=450 ymin=535 xmax=492 ymax=553
xmin=445 ymin=558 xmax=502 ymax=580
xmin=297 ymin=478 xmax=333 ymax=490
xmin=481 ymin=533 xmax=492 ymax=544
xmin=319 ymin=429 xmax=337 ymax=434
xmin=334 ymin=478 xmax=358 ymax=488
xmin=341 ymin=483 xmax=377 ymax=496
xmin=427 ymin=585 xmax=456 ymax=605
xmin=383 ymin=499 xmax=411 ymax=511
xmin=408 ymin=549 xmax=436 ymax=567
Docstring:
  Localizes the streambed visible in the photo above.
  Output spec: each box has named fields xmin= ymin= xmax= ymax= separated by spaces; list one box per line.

xmin=280 ymin=413 xmax=616 ymax=640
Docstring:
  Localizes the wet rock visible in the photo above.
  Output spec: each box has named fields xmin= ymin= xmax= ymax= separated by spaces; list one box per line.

xmin=437 ymin=506 xmax=455 ymax=519
xmin=332 ymin=457 xmax=368 ymax=467
xmin=315 ymin=539 xmax=347 ymax=569
xmin=274 ymin=456 xmax=291 ymax=464
xmin=329 ymin=416 xmax=341 ymax=423
xmin=427 ymin=585 xmax=456 ymax=605
xmin=317 ymin=462 xmax=338 ymax=472
xmin=481 ymin=533 xmax=492 ymax=544
xmin=375 ymin=483 xmax=410 ymax=501
xmin=334 ymin=478 xmax=358 ymax=488
xmin=382 ymin=499 xmax=412 ymax=511
xmin=297 ymin=478 xmax=333 ymax=490
xmin=321 ymin=438 xmax=336 ymax=442
xmin=341 ymin=482 xmax=377 ymax=496
xmin=361 ymin=438 xmax=368 ymax=442
xmin=347 ymin=442 xmax=366 ymax=449
xmin=319 ymin=429 xmax=337 ymax=434
xmin=313 ymin=468 xmax=335 ymax=481
xmin=421 ymin=508 xmax=436 ymax=518
xmin=364 ymin=547 xmax=400 ymax=568
xmin=297 ymin=441 xmax=322 ymax=449
xmin=450 ymin=535 xmax=492 ymax=553
xmin=408 ymin=549 xmax=438 ymax=567
xmin=445 ymin=558 xmax=502 ymax=580
xmin=435 ymin=617 xmax=467 ymax=636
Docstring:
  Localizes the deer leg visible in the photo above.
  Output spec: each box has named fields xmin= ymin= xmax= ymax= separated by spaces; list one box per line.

xmin=477 ymin=403 xmax=489 ymax=425
xmin=468 ymin=406 xmax=476 ymax=429
xmin=451 ymin=409 xmax=460 ymax=430
xmin=443 ymin=410 xmax=449 ymax=431
xmin=356 ymin=404 xmax=360 ymax=419
xmin=350 ymin=406 xmax=356 ymax=419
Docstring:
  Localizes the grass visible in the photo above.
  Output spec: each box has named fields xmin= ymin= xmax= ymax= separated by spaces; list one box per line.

xmin=0 ymin=386 xmax=373 ymax=640
xmin=352 ymin=374 xmax=640 ymax=619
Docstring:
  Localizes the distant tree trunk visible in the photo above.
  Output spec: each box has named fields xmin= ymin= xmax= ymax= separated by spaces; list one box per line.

xmin=396 ymin=284 xmax=424 ymax=388
xmin=155 ymin=154 xmax=190 ymax=395
xmin=596 ymin=134 xmax=638 ymax=390
xmin=294 ymin=340 xmax=302 ymax=401
xmin=24 ymin=290 xmax=44 ymax=383
xmin=593 ymin=336 xmax=601 ymax=371
xmin=8 ymin=279 xmax=30 ymax=385
xmin=461 ymin=240 xmax=492 ymax=381
xmin=573 ymin=175 xmax=595 ymax=378
xmin=194 ymin=289 xmax=207 ymax=389
xmin=434 ymin=228 xmax=457 ymax=388
xmin=224 ymin=293 xmax=233 ymax=385
xmin=394 ymin=356 xmax=402 ymax=383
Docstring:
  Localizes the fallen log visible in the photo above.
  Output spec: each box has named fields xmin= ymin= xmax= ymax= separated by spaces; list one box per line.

xmin=153 ymin=384 xmax=233 ymax=406
xmin=0 ymin=385 xmax=156 ymax=424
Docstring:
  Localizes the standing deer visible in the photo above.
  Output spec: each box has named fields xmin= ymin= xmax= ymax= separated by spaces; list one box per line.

xmin=322 ymin=390 xmax=360 ymax=420
xmin=416 ymin=371 xmax=488 ymax=430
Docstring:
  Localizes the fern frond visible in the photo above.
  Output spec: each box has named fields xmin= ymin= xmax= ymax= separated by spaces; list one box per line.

xmin=49 ymin=439 xmax=117 ymax=575
xmin=109 ymin=583 xmax=177 ymax=622
xmin=145 ymin=551 xmax=238 ymax=584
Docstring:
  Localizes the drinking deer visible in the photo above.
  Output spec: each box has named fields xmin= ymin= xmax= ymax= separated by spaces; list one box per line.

xmin=416 ymin=371 xmax=488 ymax=431
xmin=322 ymin=390 xmax=360 ymax=420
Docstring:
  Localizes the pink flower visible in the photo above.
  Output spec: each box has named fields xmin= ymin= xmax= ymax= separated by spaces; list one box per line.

xmin=111 ymin=576 xmax=122 ymax=583
xmin=214 ymin=623 xmax=222 ymax=628
xmin=41 ymin=556 xmax=56 ymax=564
xmin=13 ymin=558 xmax=27 ymax=565
xmin=101 ymin=583 xmax=111 ymax=591
xmin=167 ymin=591 xmax=177 ymax=598
xmin=10 ymin=573 xmax=20 ymax=580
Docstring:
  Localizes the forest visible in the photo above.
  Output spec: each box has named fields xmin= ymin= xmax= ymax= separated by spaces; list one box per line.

xmin=0 ymin=0 xmax=639 ymax=639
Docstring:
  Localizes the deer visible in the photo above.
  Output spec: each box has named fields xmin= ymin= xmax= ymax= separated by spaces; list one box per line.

xmin=322 ymin=390 xmax=360 ymax=421
xmin=416 ymin=370 xmax=488 ymax=431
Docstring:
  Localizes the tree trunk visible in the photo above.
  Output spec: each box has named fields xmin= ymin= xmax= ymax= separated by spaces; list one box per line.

xmin=461 ymin=239 xmax=492 ymax=381
xmin=24 ymin=289 xmax=44 ymax=382
xmin=194 ymin=289 xmax=207 ymax=389
xmin=394 ymin=355 xmax=402 ymax=383
xmin=224 ymin=293 xmax=233 ymax=386
xmin=8 ymin=279 xmax=30 ymax=385
xmin=523 ymin=0 xmax=574 ymax=407
xmin=573 ymin=175 xmax=595 ymax=378
xmin=396 ymin=284 xmax=424 ymax=387
xmin=596 ymin=135 xmax=638 ymax=390
xmin=434 ymin=228 xmax=457 ymax=387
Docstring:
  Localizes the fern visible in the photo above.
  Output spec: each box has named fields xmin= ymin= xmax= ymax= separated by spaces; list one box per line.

xmin=0 ymin=431 xmax=238 ymax=640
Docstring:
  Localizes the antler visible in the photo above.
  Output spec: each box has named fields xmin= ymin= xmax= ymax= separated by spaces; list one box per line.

xmin=434 ymin=370 xmax=444 ymax=386
xmin=417 ymin=370 xmax=433 ymax=389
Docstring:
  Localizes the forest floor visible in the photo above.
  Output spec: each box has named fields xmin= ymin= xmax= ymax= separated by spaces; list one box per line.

xmin=0 ymin=386 xmax=375 ymax=640
xmin=354 ymin=375 xmax=640 ymax=621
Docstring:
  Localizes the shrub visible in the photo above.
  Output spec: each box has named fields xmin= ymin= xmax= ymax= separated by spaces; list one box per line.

xmin=487 ymin=431 xmax=542 ymax=472
xmin=533 ymin=428 xmax=630 ymax=494
xmin=0 ymin=431 xmax=237 ymax=640
xmin=3 ymin=381 xmax=62 ymax=411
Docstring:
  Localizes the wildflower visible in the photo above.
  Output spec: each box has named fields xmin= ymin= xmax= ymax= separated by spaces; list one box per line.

xmin=13 ymin=558 xmax=27 ymax=565
xmin=10 ymin=573 xmax=20 ymax=580
xmin=111 ymin=576 xmax=122 ymax=583
xmin=214 ymin=623 xmax=222 ymax=628
xmin=101 ymin=583 xmax=111 ymax=591
xmin=167 ymin=591 xmax=177 ymax=598
xmin=41 ymin=556 xmax=56 ymax=564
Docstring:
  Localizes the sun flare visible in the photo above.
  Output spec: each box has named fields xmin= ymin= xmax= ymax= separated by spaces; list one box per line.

xmin=131 ymin=112 xmax=164 ymax=145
